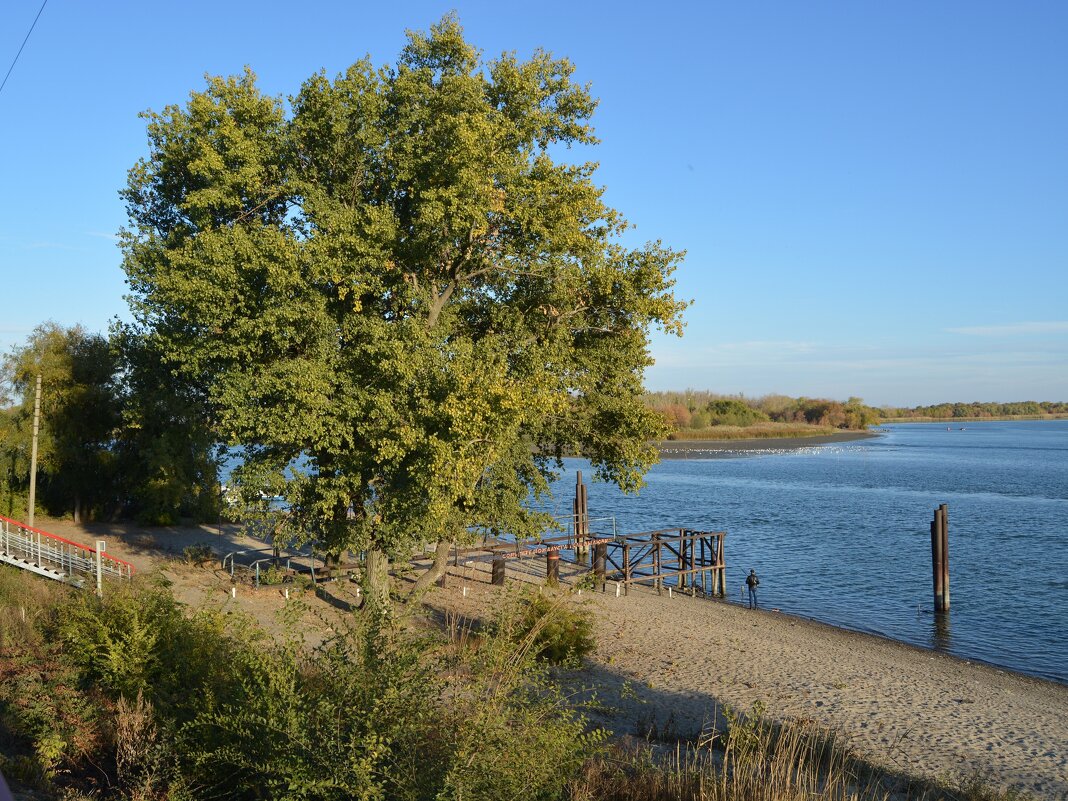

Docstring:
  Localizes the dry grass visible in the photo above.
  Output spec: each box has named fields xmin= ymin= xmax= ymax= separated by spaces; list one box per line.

xmin=666 ymin=423 xmax=841 ymax=441
xmin=566 ymin=705 xmax=1032 ymax=801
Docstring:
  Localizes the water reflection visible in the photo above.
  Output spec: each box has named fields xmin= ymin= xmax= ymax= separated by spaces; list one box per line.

xmin=929 ymin=610 xmax=952 ymax=651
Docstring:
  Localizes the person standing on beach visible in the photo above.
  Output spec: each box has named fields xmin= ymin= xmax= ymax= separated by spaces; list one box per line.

xmin=746 ymin=569 xmax=760 ymax=608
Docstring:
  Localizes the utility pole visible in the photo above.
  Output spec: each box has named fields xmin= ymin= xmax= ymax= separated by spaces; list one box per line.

xmin=28 ymin=374 xmax=41 ymax=528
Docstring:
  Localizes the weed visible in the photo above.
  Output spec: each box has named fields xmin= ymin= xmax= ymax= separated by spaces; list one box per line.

xmin=181 ymin=542 xmax=214 ymax=565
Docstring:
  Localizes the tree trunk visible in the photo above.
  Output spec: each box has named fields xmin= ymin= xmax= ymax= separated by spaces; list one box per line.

xmin=408 ymin=540 xmax=453 ymax=600
xmin=363 ymin=546 xmax=392 ymax=613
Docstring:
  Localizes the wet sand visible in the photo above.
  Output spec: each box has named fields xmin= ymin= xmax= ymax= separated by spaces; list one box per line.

xmin=656 ymin=430 xmax=880 ymax=458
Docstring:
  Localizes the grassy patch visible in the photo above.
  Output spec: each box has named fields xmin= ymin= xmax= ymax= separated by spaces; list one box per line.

xmin=666 ymin=423 xmax=842 ymax=441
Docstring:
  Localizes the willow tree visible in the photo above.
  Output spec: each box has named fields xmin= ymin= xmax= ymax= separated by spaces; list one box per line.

xmin=121 ymin=16 xmax=686 ymax=607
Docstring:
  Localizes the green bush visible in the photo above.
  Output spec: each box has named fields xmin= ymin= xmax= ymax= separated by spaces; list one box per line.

xmin=0 ymin=578 xmax=604 ymax=800
xmin=510 ymin=591 xmax=596 ymax=666
xmin=705 ymin=398 xmax=770 ymax=427
xmin=259 ymin=563 xmax=285 ymax=585
xmin=182 ymin=542 xmax=214 ymax=564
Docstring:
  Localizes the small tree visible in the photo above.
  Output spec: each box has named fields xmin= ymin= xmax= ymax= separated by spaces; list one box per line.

xmin=121 ymin=16 xmax=686 ymax=608
xmin=3 ymin=323 xmax=120 ymax=521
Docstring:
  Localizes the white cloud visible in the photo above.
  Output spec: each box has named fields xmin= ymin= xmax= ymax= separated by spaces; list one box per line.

xmin=86 ymin=231 xmax=120 ymax=243
xmin=947 ymin=321 xmax=1068 ymax=336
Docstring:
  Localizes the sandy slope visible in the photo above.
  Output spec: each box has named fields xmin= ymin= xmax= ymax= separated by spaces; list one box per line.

xmin=429 ymin=560 xmax=1068 ymax=800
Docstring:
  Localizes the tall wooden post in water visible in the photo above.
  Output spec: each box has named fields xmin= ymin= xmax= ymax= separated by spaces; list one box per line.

xmin=930 ymin=504 xmax=950 ymax=611
xmin=573 ymin=471 xmax=589 ymax=558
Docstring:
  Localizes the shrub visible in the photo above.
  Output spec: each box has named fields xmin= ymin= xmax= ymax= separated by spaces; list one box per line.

xmin=182 ymin=542 xmax=214 ymax=565
xmin=259 ymin=563 xmax=285 ymax=586
xmin=510 ymin=591 xmax=596 ymax=666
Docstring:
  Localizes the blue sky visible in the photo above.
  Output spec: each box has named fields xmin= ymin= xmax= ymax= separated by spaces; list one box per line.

xmin=1 ymin=1 xmax=1065 ymax=407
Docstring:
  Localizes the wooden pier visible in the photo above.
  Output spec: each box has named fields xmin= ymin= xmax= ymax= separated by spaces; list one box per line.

xmin=438 ymin=526 xmax=726 ymax=599
xmin=603 ymin=528 xmax=726 ymax=597
xmin=426 ymin=471 xmax=727 ymax=599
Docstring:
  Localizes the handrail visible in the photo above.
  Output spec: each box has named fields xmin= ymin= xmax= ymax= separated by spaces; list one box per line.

xmin=0 ymin=513 xmax=135 ymax=573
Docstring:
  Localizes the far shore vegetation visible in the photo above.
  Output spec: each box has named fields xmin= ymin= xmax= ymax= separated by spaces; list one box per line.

xmin=644 ymin=391 xmax=1068 ymax=441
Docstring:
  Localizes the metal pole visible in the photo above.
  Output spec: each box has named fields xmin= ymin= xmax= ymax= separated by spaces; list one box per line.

xmin=95 ymin=540 xmax=105 ymax=597
xmin=28 ymin=374 xmax=41 ymax=528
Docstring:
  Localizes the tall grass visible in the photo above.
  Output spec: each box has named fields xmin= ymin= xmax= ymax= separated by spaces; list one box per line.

xmin=568 ymin=703 xmax=1031 ymax=801
xmin=666 ymin=423 xmax=842 ymax=441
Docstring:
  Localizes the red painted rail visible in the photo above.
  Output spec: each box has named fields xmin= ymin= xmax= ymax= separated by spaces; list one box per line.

xmin=0 ymin=514 xmax=135 ymax=581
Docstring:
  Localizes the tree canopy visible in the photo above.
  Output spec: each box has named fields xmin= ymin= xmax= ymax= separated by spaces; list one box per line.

xmin=1 ymin=323 xmax=221 ymax=524
xmin=120 ymin=16 xmax=686 ymax=597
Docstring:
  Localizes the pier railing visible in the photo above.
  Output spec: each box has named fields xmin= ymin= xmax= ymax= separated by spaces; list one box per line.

xmin=432 ymin=525 xmax=726 ymax=598
xmin=0 ymin=514 xmax=134 ymax=588
xmin=603 ymin=528 xmax=726 ymax=597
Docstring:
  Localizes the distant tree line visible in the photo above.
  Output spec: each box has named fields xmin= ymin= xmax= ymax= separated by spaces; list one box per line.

xmin=644 ymin=391 xmax=880 ymax=432
xmin=880 ymin=400 xmax=1068 ymax=420
xmin=645 ymin=392 xmax=1068 ymax=434
xmin=0 ymin=322 xmax=220 ymax=524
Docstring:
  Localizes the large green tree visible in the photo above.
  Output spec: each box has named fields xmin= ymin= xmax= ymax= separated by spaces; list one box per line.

xmin=121 ymin=16 xmax=686 ymax=606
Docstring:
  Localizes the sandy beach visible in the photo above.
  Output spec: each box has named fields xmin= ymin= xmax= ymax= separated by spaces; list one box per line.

xmin=29 ymin=516 xmax=1068 ymax=799
xmin=656 ymin=430 xmax=880 ymax=458
xmin=428 ymin=559 xmax=1068 ymax=800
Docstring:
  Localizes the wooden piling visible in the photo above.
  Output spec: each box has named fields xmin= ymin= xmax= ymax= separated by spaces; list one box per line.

xmin=491 ymin=557 xmax=506 ymax=586
xmin=546 ymin=550 xmax=560 ymax=585
xmin=679 ymin=531 xmax=687 ymax=590
xmin=593 ymin=543 xmax=607 ymax=591
xmin=939 ymin=504 xmax=950 ymax=611
xmin=622 ymin=543 xmax=630 ymax=596
xmin=931 ymin=508 xmax=944 ymax=611
xmin=716 ymin=533 xmax=725 ymax=597
xmin=654 ymin=532 xmax=662 ymax=595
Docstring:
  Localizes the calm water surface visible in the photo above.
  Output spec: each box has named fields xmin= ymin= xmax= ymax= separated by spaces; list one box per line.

xmin=547 ymin=421 xmax=1068 ymax=683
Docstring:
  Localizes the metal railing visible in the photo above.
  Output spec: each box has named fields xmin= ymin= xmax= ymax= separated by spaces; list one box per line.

xmin=550 ymin=514 xmax=618 ymax=543
xmin=0 ymin=514 xmax=135 ymax=587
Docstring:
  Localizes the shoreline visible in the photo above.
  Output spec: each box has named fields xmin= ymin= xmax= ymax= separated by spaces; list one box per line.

xmin=430 ymin=562 xmax=1068 ymax=798
xmin=655 ymin=430 xmax=880 ymax=457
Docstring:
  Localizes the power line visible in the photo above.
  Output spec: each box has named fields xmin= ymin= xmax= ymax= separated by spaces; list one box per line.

xmin=0 ymin=0 xmax=49 ymax=99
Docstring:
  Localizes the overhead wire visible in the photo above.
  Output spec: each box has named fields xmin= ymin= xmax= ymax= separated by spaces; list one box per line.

xmin=0 ymin=0 xmax=49 ymax=98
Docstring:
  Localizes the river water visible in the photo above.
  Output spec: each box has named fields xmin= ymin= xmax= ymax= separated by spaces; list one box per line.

xmin=547 ymin=420 xmax=1068 ymax=683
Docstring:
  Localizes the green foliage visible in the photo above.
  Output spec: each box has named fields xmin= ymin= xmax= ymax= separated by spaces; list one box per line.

xmin=513 ymin=590 xmax=596 ymax=665
xmin=0 ymin=575 xmax=605 ymax=800
xmin=259 ymin=563 xmax=285 ymax=585
xmin=0 ymin=567 xmax=100 ymax=783
xmin=0 ymin=322 xmax=221 ymax=525
xmin=53 ymin=581 xmax=235 ymax=720
xmin=882 ymin=400 xmax=1068 ymax=421
xmin=646 ymin=391 xmax=881 ymax=434
xmin=2 ymin=323 xmax=120 ymax=522
xmin=120 ymin=15 xmax=686 ymax=582
xmin=705 ymin=398 xmax=769 ymax=427
xmin=182 ymin=542 xmax=214 ymax=564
